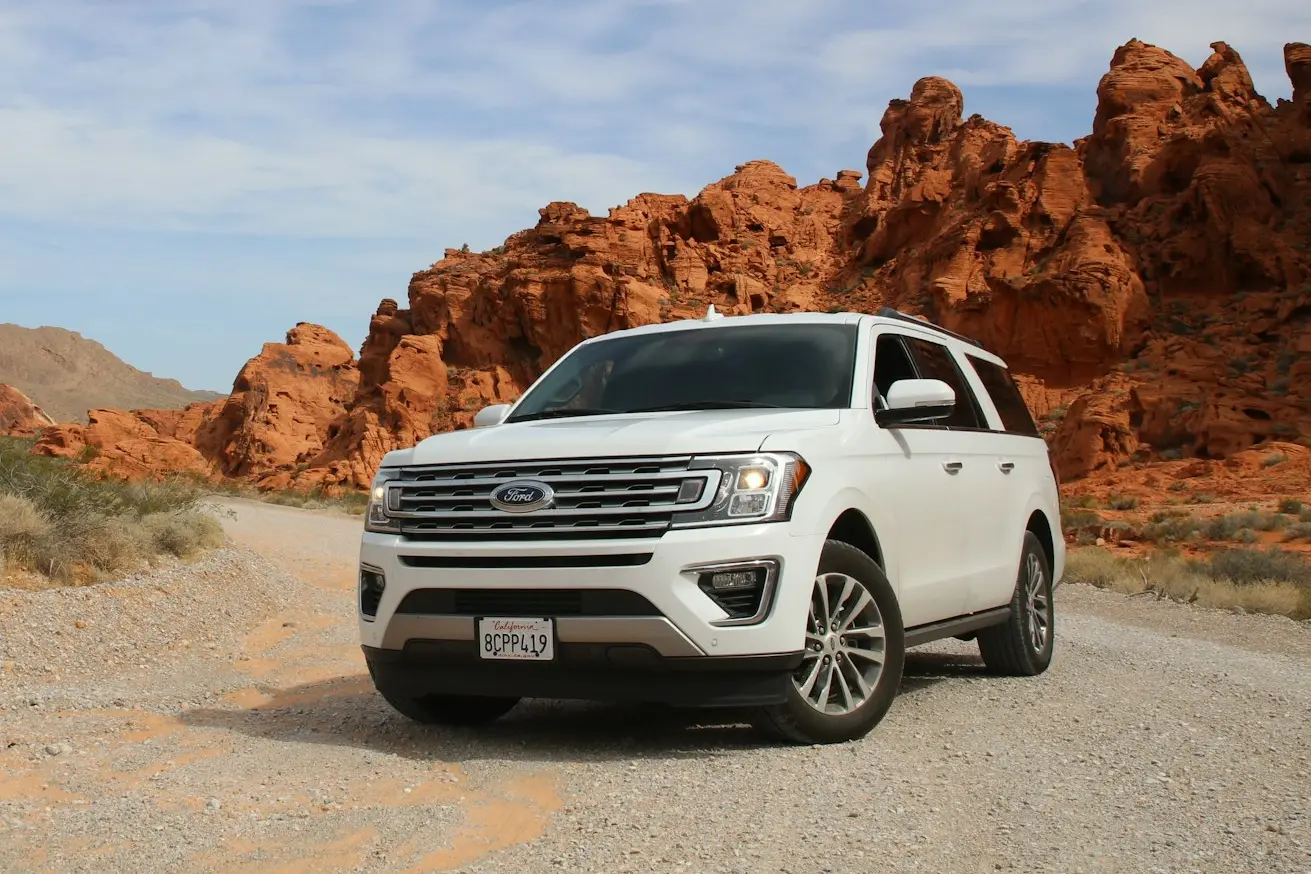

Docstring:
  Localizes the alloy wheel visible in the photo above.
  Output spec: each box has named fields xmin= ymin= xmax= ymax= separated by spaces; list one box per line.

xmin=793 ymin=572 xmax=886 ymax=716
xmin=1025 ymin=552 xmax=1050 ymax=652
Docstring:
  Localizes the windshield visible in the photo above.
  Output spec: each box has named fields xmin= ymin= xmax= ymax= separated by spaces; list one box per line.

xmin=506 ymin=321 xmax=859 ymax=423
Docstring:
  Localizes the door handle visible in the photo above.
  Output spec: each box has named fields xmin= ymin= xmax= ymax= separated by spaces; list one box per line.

xmin=943 ymin=460 xmax=963 ymax=473
xmin=998 ymin=460 xmax=1015 ymax=473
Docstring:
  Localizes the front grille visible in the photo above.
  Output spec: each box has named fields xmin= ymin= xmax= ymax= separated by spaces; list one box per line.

xmin=388 ymin=455 xmax=717 ymax=542
xmin=395 ymin=588 xmax=661 ymax=617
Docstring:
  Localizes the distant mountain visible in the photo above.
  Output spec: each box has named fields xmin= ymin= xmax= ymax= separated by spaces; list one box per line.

xmin=0 ymin=323 xmax=224 ymax=423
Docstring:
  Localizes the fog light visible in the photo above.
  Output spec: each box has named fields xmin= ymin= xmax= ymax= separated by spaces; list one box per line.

xmin=359 ymin=567 xmax=386 ymax=619
xmin=689 ymin=559 xmax=779 ymax=625
xmin=707 ymin=569 xmax=760 ymax=590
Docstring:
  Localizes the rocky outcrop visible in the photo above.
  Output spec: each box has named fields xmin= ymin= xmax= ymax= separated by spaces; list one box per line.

xmin=35 ymin=324 xmax=359 ymax=487
xmin=31 ymin=39 xmax=1311 ymax=494
xmin=0 ymin=384 xmax=56 ymax=437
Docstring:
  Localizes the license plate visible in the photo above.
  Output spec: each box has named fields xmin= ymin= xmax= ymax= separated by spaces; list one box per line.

xmin=476 ymin=617 xmax=555 ymax=661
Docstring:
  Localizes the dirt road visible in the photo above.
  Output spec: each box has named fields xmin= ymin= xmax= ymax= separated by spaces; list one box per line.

xmin=3 ymin=499 xmax=1310 ymax=873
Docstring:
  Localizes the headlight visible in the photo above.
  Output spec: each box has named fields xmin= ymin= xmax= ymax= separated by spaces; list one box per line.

xmin=364 ymin=468 xmax=400 ymax=533
xmin=671 ymin=452 xmax=810 ymax=528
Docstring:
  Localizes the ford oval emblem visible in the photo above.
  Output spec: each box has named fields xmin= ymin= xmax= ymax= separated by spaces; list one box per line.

xmin=489 ymin=480 xmax=555 ymax=514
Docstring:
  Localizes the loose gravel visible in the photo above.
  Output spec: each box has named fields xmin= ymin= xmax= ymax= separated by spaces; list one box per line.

xmin=2 ymin=499 xmax=1309 ymax=873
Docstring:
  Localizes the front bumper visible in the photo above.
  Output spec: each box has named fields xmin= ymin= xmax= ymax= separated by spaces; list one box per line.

xmin=357 ymin=523 xmax=826 ymax=665
xmin=363 ymin=644 xmax=804 ymax=707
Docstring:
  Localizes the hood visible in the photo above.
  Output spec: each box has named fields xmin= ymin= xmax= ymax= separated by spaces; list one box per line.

xmin=392 ymin=408 xmax=842 ymax=467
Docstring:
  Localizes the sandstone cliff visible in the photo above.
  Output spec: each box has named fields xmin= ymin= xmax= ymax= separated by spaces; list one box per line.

xmin=34 ymin=39 xmax=1311 ymax=497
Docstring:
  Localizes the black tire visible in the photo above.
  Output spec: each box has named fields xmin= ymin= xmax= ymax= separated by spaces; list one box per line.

xmin=752 ymin=539 xmax=905 ymax=745
xmin=976 ymin=530 xmax=1055 ymax=676
xmin=367 ymin=663 xmax=520 ymax=726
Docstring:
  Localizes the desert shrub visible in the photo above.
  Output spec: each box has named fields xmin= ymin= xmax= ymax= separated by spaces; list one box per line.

xmin=1204 ymin=510 xmax=1287 ymax=541
xmin=1285 ymin=522 xmax=1311 ymax=542
xmin=1064 ymin=546 xmax=1311 ymax=619
xmin=1106 ymin=494 xmax=1139 ymax=510
xmin=1141 ymin=511 xmax=1204 ymax=543
xmin=1206 ymin=547 xmax=1311 ymax=586
xmin=1278 ymin=498 xmax=1305 ymax=515
xmin=139 ymin=511 xmax=225 ymax=558
xmin=1061 ymin=504 xmax=1104 ymax=539
xmin=0 ymin=436 xmax=224 ymax=584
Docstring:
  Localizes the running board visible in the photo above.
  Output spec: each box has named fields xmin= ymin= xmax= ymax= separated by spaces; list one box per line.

xmin=904 ymin=607 xmax=1011 ymax=648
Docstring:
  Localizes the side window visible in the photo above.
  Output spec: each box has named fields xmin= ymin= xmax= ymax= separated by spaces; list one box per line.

xmin=871 ymin=332 xmax=919 ymax=409
xmin=901 ymin=337 xmax=986 ymax=429
xmin=966 ymin=354 xmax=1041 ymax=437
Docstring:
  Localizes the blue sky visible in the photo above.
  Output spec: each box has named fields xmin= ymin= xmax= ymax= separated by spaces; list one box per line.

xmin=1 ymin=0 xmax=1307 ymax=394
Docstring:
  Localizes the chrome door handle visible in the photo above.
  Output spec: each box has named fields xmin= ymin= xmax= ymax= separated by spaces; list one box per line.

xmin=943 ymin=460 xmax=963 ymax=473
xmin=998 ymin=460 xmax=1015 ymax=473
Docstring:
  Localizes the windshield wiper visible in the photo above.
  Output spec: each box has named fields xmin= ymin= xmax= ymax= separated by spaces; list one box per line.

xmin=508 ymin=407 xmax=625 ymax=422
xmin=626 ymin=400 xmax=789 ymax=413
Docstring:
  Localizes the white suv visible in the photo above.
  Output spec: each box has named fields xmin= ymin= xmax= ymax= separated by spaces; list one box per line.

xmin=357 ymin=307 xmax=1064 ymax=744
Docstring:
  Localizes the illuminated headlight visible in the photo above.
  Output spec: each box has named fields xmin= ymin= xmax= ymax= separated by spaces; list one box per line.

xmin=364 ymin=468 xmax=400 ymax=533
xmin=672 ymin=452 xmax=810 ymax=528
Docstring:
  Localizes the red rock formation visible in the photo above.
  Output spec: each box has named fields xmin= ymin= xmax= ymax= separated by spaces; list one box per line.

xmin=0 ymin=384 xmax=56 ymax=437
xmin=35 ymin=407 xmax=216 ymax=481
xmin=35 ymin=324 xmax=359 ymax=485
xmin=31 ymin=39 xmax=1311 ymax=498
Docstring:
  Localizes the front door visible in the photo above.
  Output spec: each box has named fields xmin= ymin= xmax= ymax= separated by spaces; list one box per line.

xmin=866 ymin=329 xmax=977 ymax=627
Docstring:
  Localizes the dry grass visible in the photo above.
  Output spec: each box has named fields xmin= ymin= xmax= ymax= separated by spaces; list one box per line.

xmin=1064 ymin=546 xmax=1311 ymax=620
xmin=0 ymin=436 xmax=225 ymax=587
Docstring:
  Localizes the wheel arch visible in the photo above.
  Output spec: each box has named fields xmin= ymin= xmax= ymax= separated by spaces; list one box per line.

xmin=1025 ymin=507 xmax=1056 ymax=573
xmin=824 ymin=508 xmax=884 ymax=570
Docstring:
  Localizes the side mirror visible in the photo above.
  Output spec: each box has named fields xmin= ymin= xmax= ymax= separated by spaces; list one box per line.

xmin=473 ymin=403 xmax=512 ymax=428
xmin=875 ymin=378 xmax=955 ymax=427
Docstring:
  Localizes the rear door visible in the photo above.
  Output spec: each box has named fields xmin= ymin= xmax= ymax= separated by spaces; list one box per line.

xmin=956 ymin=351 xmax=1048 ymax=613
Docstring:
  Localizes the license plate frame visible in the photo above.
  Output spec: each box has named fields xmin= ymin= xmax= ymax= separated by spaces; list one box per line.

xmin=475 ymin=617 xmax=556 ymax=662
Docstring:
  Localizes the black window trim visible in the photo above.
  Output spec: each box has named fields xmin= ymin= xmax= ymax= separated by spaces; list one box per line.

xmin=869 ymin=328 xmax=994 ymax=434
xmin=963 ymin=351 xmax=1045 ymax=440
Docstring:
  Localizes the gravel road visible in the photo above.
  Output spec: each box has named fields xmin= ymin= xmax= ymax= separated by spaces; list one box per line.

xmin=3 ymin=499 xmax=1310 ymax=873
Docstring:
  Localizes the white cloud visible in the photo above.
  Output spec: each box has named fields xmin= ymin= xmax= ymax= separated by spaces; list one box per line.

xmin=0 ymin=0 xmax=1306 ymax=244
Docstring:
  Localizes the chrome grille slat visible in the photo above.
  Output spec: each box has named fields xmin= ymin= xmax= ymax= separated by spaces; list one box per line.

xmin=391 ymin=455 xmax=711 ymax=542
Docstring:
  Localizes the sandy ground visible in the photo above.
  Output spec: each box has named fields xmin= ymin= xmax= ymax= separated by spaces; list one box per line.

xmin=2 ymin=498 xmax=1310 ymax=873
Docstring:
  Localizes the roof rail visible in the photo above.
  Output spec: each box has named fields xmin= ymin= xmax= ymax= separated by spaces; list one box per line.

xmin=874 ymin=306 xmax=986 ymax=350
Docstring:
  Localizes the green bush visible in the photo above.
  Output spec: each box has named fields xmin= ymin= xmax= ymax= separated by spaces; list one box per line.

xmin=0 ymin=436 xmax=224 ymax=584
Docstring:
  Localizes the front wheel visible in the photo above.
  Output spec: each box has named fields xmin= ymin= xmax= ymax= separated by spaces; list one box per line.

xmin=976 ymin=531 xmax=1055 ymax=676
xmin=752 ymin=540 xmax=905 ymax=744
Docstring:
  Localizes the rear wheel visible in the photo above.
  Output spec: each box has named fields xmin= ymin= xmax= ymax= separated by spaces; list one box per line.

xmin=976 ymin=530 xmax=1054 ymax=676
xmin=752 ymin=540 xmax=905 ymax=744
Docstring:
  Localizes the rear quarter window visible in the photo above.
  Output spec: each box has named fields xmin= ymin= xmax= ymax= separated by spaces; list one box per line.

xmin=966 ymin=354 xmax=1041 ymax=437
